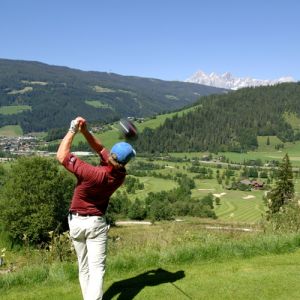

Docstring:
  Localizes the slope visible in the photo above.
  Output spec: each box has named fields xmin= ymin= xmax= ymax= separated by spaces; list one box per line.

xmin=0 ymin=59 xmax=226 ymax=133
xmin=133 ymin=82 xmax=300 ymax=153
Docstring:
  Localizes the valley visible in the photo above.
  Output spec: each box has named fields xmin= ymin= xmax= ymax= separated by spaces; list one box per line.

xmin=1 ymin=63 xmax=300 ymax=300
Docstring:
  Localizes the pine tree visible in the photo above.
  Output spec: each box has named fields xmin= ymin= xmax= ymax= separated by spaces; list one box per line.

xmin=267 ymin=153 xmax=294 ymax=216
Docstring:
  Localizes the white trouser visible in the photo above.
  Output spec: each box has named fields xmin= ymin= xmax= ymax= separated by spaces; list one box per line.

xmin=68 ymin=214 xmax=109 ymax=300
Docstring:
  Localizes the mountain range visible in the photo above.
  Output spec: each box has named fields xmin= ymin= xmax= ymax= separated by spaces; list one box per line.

xmin=0 ymin=59 xmax=226 ymax=133
xmin=185 ymin=70 xmax=296 ymax=90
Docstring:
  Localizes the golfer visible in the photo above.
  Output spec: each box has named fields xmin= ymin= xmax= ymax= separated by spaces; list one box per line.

xmin=57 ymin=116 xmax=136 ymax=300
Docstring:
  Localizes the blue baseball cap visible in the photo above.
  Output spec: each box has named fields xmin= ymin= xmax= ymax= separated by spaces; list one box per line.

xmin=110 ymin=142 xmax=136 ymax=164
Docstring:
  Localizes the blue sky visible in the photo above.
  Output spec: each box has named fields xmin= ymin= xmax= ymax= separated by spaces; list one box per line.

xmin=1 ymin=0 xmax=299 ymax=81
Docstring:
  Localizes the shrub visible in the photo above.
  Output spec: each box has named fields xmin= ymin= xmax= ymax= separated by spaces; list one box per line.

xmin=149 ymin=199 xmax=174 ymax=221
xmin=0 ymin=157 xmax=74 ymax=245
xmin=263 ymin=198 xmax=300 ymax=233
xmin=128 ymin=198 xmax=147 ymax=220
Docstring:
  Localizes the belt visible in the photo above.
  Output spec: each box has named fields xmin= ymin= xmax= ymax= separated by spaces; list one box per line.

xmin=69 ymin=211 xmax=102 ymax=217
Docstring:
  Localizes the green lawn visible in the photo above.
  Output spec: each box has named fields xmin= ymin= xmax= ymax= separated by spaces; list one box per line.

xmin=118 ymin=176 xmax=178 ymax=199
xmin=214 ymin=190 xmax=266 ymax=223
xmin=191 ymin=178 xmax=266 ymax=223
xmin=85 ymin=100 xmax=113 ymax=110
xmin=0 ymin=125 xmax=23 ymax=136
xmin=221 ymin=137 xmax=300 ymax=167
xmin=3 ymin=250 xmax=300 ymax=300
xmin=0 ymin=105 xmax=31 ymax=115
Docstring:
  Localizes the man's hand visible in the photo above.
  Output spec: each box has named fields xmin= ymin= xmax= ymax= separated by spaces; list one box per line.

xmin=75 ymin=116 xmax=87 ymax=132
xmin=69 ymin=119 xmax=79 ymax=134
xmin=69 ymin=117 xmax=87 ymax=134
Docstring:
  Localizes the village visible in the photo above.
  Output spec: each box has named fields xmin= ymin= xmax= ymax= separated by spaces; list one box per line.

xmin=0 ymin=135 xmax=52 ymax=158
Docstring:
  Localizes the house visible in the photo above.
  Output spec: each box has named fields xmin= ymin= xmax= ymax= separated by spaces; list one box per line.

xmin=240 ymin=179 xmax=252 ymax=186
xmin=239 ymin=179 xmax=264 ymax=190
xmin=251 ymin=180 xmax=264 ymax=189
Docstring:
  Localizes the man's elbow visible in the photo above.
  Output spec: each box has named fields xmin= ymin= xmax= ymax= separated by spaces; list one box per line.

xmin=56 ymin=152 xmax=65 ymax=164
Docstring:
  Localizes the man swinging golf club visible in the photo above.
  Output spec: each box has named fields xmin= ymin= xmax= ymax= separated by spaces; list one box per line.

xmin=57 ymin=116 xmax=136 ymax=300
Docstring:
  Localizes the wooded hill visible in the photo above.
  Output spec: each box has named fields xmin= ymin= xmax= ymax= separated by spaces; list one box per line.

xmin=134 ymin=82 xmax=300 ymax=153
xmin=0 ymin=59 xmax=225 ymax=133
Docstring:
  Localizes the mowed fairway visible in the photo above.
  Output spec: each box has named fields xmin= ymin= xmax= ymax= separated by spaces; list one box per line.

xmin=214 ymin=190 xmax=266 ymax=222
xmin=192 ymin=178 xmax=265 ymax=223
xmin=121 ymin=176 xmax=178 ymax=198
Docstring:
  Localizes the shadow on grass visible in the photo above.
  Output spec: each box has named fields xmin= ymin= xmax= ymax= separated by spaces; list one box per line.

xmin=103 ymin=268 xmax=186 ymax=300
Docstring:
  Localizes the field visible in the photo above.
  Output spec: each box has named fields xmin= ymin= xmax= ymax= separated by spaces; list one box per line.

xmin=2 ymin=223 xmax=300 ymax=299
xmin=3 ymin=251 xmax=300 ymax=299
xmin=0 ymin=125 xmax=23 ymax=136
xmin=0 ymin=105 xmax=31 ymax=115
xmin=85 ymin=100 xmax=113 ymax=109
xmin=160 ymin=135 xmax=300 ymax=167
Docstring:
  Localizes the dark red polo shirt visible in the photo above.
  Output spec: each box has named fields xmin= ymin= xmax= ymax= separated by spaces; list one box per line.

xmin=62 ymin=148 xmax=126 ymax=216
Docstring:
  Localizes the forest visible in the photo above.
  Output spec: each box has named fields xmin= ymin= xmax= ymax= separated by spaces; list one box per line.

xmin=134 ymin=82 xmax=300 ymax=153
xmin=0 ymin=59 xmax=225 ymax=133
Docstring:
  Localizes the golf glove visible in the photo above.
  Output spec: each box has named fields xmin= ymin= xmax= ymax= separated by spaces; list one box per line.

xmin=69 ymin=119 xmax=79 ymax=133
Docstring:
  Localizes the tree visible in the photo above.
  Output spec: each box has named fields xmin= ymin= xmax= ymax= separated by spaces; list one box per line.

xmin=267 ymin=153 xmax=294 ymax=216
xmin=128 ymin=198 xmax=146 ymax=220
xmin=200 ymin=193 xmax=214 ymax=209
xmin=0 ymin=157 xmax=74 ymax=244
xmin=148 ymin=199 xmax=174 ymax=221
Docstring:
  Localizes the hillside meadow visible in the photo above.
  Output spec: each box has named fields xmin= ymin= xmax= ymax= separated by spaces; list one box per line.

xmin=2 ymin=222 xmax=300 ymax=299
xmin=71 ymin=105 xmax=199 ymax=149
xmin=0 ymin=125 xmax=23 ymax=137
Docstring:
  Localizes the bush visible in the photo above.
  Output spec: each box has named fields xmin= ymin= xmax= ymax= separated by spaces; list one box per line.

xmin=263 ymin=199 xmax=300 ymax=233
xmin=128 ymin=198 xmax=147 ymax=220
xmin=0 ymin=157 xmax=74 ymax=245
xmin=149 ymin=199 xmax=174 ymax=221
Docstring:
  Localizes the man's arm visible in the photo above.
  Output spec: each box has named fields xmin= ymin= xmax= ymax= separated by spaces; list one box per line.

xmin=76 ymin=117 xmax=104 ymax=155
xmin=57 ymin=119 xmax=80 ymax=164
xmin=56 ymin=131 xmax=76 ymax=164
xmin=81 ymin=127 xmax=104 ymax=154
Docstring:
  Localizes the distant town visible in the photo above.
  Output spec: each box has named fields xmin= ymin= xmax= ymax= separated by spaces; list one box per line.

xmin=0 ymin=135 xmax=54 ymax=158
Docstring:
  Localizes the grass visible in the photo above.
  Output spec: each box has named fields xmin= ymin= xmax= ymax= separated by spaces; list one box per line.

xmin=7 ymin=87 xmax=33 ymax=95
xmin=0 ymin=105 xmax=31 ymax=115
xmin=168 ymin=137 xmax=300 ymax=167
xmin=92 ymin=86 xmax=115 ymax=93
xmin=4 ymin=251 xmax=300 ymax=300
xmin=3 ymin=251 xmax=300 ymax=299
xmin=2 ymin=223 xmax=300 ymax=299
xmin=0 ymin=125 xmax=23 ymax=136
xmin=21 ymin=80 xmax=48 ymax=86
xmin=84 ymin=100 xmax=113 ymax=110
xmin=221 ymin=137 xmax=300 ymax=167
xmin=131 ymin=177 xmax=178 ymax=196
xmin=284 ymin=112 xmax=300 ymax=132
xmin=214 ymin=191 xmax=266 ymax=222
